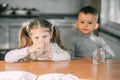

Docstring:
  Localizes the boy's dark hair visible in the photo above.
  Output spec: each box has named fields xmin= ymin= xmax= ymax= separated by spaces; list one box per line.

xmin=78 ymin=6 xmax=97 ymax=16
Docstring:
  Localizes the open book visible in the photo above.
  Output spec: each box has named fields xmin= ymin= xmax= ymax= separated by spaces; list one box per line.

xmin=0 ymin=71 xmax=79 ymax=80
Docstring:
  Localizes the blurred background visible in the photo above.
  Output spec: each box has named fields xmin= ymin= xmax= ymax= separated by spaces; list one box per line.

xmin=0 ymin=0 xmax=119 ymax=60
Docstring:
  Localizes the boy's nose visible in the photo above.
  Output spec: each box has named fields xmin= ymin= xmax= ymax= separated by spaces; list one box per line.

xmin=84 ymin=23 xmax=88 ymax=27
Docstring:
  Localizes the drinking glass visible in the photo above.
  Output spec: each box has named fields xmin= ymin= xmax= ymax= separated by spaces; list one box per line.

xmin=93 ymin=48 xmax=105 ymax=64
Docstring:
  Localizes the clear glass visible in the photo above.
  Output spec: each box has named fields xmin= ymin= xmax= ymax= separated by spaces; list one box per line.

xmin=93 ymin=48 xmax=105 ymax=64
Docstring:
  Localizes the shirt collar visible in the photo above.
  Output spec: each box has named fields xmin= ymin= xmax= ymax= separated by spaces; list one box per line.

xmin=90 ymin=33 xmax=96 ymax=41
xmin=78 ymin=32 xmax=96 ymax=41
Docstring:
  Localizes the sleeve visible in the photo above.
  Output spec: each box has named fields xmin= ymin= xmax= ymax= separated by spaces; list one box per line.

xmin=100 ymin=37 xmax=115 ymax=59
xmin=5 ymin=47 xmax=29 ymax=63
xmin=51 ymin=43 xmax=70 ymax=61
xmin=67 ymin=38 xmax=80 ymax=60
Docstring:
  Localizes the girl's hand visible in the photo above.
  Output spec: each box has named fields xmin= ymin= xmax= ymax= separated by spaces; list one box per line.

xmin=44 ymin=43 xmax=52 ymax=52
xmin=39 ymin=43 xmax=53 ymax=59
xmin=39 ymin=52 xmax=52 ymax=60
xmin=27 ymin=43 xmax=45 ymax=54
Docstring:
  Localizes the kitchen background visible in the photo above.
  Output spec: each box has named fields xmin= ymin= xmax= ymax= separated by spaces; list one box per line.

xmin=0 ymin=0 xmax=119 ymax=60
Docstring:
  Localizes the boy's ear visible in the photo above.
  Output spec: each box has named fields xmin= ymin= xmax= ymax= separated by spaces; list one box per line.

xmin=76 ymin=20 xmax=79 ymax=28
xmin=95 ymin=23 xmax=99 ymax=30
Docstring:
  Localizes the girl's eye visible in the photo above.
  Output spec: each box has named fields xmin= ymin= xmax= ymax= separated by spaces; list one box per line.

xmin=43 ymin=35 xmax=47 ymax=38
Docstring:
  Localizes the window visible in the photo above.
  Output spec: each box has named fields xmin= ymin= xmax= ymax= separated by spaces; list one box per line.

xmin=101 ymin=0 xmax=120 ymax=24
xmin=109 ymin=0 xmax=120 ymax=23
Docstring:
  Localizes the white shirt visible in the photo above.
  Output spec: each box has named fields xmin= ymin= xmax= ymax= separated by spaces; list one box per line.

xmin=5 ymin=43 xmax=70 ymax=62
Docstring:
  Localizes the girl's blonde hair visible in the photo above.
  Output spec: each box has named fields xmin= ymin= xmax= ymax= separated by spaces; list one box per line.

xmin=18 ymin=18 xmax=66 ymax=50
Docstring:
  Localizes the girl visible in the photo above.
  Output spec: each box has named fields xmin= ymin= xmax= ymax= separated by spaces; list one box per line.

xmin=5 ymin=18 xmax=70 ymax=62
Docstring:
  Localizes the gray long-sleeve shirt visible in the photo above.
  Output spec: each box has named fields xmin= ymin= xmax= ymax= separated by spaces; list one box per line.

xmin=67 ymin=33 xmax=115 ymax=59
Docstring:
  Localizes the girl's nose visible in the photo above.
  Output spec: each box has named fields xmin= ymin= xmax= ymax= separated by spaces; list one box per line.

xmin=39 ymin=38 xmax=44 ymax=43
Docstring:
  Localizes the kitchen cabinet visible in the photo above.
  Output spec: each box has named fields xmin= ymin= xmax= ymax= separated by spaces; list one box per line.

xmin=0 ymin=23 xmax=9 ymax=49
xmin=9 ymin=24 xmax=21 ymax=49
xmin=0 ymin=18 xmax=30 ymax=49
xmin=0 ymin=18 xmax=33 ymax=60
xmin=0 ymin=22 xmax=9 ymax=60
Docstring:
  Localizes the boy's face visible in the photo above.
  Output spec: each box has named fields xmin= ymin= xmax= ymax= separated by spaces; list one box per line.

xmin=76 ymin=12 xmax=98 ymax=34
xmin=30 ymin=27 xmax=52 ymax=45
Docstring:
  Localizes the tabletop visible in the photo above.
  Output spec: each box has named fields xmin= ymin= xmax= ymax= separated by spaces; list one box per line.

xmin=0 ymin=58 xmax=120 ymax=80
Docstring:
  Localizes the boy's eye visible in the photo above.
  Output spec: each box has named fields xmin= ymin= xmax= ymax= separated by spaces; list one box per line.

xmin=80 ymin=21 xmax=84 ymax=23
xmin=35 ymin=37 xmax=39 ymax=39
xmin=88 ymin=22 xmax=92 ymax=24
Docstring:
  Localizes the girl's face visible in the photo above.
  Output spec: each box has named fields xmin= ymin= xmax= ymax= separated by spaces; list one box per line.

xmin=30 ymin=27 xmax=52 ymax=45
xmin=76 ymin=12 xmax=98 ymax=34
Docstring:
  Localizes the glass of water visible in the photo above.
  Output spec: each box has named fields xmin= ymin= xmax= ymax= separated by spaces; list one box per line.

xmin=93 ymin=48 xmax=105 ymax=64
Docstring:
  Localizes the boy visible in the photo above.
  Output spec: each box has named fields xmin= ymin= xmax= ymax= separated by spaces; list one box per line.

xmin=67 ymin=6 xmax=115 ymax=59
